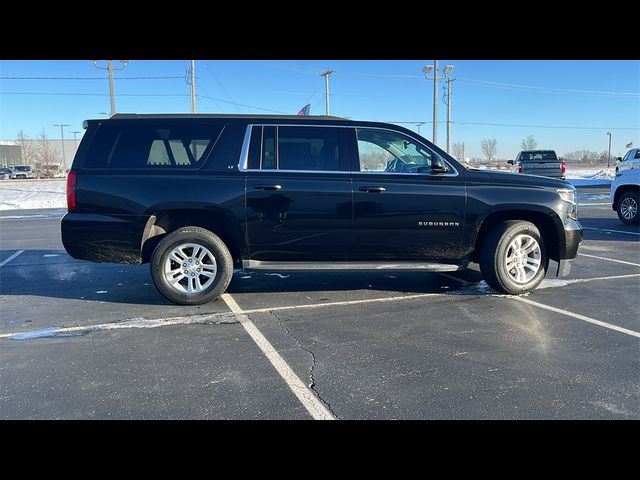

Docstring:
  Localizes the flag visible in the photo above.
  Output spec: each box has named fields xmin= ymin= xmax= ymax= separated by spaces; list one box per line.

xmin=296 ymin=103 xmax=311 ymax=116
xmin=626 ymin=142 xmax=633 ymax=148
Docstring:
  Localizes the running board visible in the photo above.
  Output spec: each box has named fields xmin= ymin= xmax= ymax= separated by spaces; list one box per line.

xmin=242 ymin=260 xmax=467 ymax=272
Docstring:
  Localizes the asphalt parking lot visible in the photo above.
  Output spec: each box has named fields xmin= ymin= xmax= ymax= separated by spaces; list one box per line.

xmin=1 ymin=187 xmax=638 ymax=419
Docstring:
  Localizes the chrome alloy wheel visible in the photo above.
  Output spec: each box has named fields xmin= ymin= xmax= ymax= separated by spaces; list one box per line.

xmin=164 ymin=243 xmax=217 ymax=293
xmin=620 ymin=197 xmax=638 ymax=221
xmin=504 ymin=234 xmax=542 ymax=284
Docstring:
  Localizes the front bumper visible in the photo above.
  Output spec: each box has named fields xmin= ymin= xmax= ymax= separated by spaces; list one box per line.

xmin=556 ymin=219 xmax=583 ymax=277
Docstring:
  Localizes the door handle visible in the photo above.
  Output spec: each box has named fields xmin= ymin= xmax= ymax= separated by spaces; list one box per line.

xmin=359 ymin=186 xmax=386 ymax=193
xmin=254 ymin=184 xmax=282 ymax=191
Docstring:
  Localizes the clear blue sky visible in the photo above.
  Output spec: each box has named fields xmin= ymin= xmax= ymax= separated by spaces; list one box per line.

xmin=1 ymin=60 xmax=638 ymax=159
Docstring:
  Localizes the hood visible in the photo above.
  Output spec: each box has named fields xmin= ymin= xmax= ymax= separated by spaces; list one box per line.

xmin=478 ymin=169 xmax=572 ymax=189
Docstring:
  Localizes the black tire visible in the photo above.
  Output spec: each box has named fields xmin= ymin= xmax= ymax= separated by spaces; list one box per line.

xmin=150 ymin=226 xmax=233 ymax=305
xmin=479 ymin=221 xmax=548 ymax=295
xmin=616 ymin=191 xmax=639 ymax=225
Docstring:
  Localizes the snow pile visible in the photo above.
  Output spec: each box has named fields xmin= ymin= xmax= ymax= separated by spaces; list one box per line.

xmin=0 ymin=179 xmax=66 ymax=210
xmin=566 ymin=167 xmax=615 ymax=180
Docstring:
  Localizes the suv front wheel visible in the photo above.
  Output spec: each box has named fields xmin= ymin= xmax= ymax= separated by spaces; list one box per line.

xmin=480 ymin=221 xmax=548 ymax=294
xmin=616 ymin=191 xmax=639 ymax=225
xmin=150 ymin=226 xmax=234 ymax=305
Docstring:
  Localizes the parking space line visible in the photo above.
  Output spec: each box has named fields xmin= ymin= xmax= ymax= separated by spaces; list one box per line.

xmin=0 ymin=250 xmax=24 ymax=267
xmin=221 ymin=293 xmax=336 ymax=421
xmin=579 ymin=253 xmax=640 ymax=268
xmin=583 ymin=226 xmax=640 ymax=237
xmin=510 ymin=296 xmax=640 ymax=338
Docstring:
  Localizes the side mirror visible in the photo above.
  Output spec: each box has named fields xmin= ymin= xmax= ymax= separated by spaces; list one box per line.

xmin=507 ymin=160 xmax=514 ymax=165
xmin=431 ymin=156 xmax=449 ymax=174
xmin=615 ymin=157 xmax=622 ymax=162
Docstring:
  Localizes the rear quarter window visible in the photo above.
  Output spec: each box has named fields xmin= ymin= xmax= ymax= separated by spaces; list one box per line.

xmin=83 ymin=123 xmax=223 ymax=169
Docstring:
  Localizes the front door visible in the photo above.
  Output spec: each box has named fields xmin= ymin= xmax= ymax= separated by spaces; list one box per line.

xmin=245 ymin=124 xmax=352 ymax=261
xmin=349 ymin=127 xmax=467 ymax=260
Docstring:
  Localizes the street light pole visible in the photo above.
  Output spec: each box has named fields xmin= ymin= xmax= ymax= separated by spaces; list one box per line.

xmin=70 ymin=130 xmax=81 ymax=149
xmin=320 ymin=69 xmax=335 ymax=116
xmin=607 ymin=132 xmax=612 ymax=168
xmin=53 ymin=123 xmax=70 ymax=169
xmin=93 ymin=60 xmax=129 ymax=117
xmin=423 ymin=62 xmax=454 ymax=147
xmin=415 ymin=122 xmax=425 ymax=135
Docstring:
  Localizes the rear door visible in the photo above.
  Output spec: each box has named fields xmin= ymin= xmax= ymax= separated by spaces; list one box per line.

xmin=244 ymin=124 xmax=352 ymax=261
xmin=349 ymin=127 xmax=467 ymax=260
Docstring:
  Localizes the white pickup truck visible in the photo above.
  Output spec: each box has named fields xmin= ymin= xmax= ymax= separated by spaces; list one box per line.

xmin=611 ymin=168 xmax=639 ymax=224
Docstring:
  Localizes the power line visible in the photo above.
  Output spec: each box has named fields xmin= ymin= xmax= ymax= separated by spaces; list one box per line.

xmin=0 ymin=76 xmax=184 ymax=80
xmin=1 ymin=91 xmax=189 ymax=97
xmin=455 ymin=77 xmax=640 ymax=97
xmin=387 ymin=120 xmax=639 ymax=130
xmin=196 ymin=94 xmax=288 ymax=114
xmin=204 ymin=62 xmax=241 ymax=113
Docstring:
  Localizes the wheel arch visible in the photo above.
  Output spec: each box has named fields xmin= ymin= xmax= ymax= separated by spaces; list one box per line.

xmin=613 ymin=184 xmax=639 ymax=210
xmin=140 ymin=208 xmax=245 ymax=264
xmin=471 ymin=209 xmax=562 ymax=263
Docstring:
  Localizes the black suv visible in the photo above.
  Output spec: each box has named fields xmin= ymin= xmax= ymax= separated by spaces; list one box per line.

xmin=62 ymin=114 xmax=582 ymax=304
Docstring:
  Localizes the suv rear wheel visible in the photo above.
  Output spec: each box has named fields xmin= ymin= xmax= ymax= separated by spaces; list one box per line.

xmin=616 ymin=191 xmax=639 ymax=225
xmin=150 ymin=226 xmax=233 ymax=305
xmin=480 ymin=221 xmax=548 ymax=294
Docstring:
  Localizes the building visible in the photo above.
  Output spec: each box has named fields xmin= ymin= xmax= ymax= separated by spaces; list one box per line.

xmin=0 ymin=139 xmax=79 ymax=170
xmin=0 ymin=143 xmax=21 ymax=167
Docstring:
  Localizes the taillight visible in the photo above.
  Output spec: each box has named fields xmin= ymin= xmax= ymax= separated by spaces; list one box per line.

xmin=561 ymin=161 xmax=566 ymax=174
xmin=66 ymin=170 xmax=77 ymax=211
xmin=518 ymin=163 xmax=522 ymax=173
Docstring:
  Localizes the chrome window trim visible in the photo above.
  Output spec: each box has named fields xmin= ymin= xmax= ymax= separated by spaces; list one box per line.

xmin=245 ymin=169 xmax=350 ymax=174
xmin=238 ymin=123 xmax=461 ymax=177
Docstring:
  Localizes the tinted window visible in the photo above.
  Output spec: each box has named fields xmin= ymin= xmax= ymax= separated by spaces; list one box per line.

xmin=635 ymin=150 xmax=640 ymax=159
xmin=84 ymin=123 xmax=222 ymax=169
xmin=519 ymin=151 xmax=558 ymax=161
xmin=356 ymin=128 xmax=432 ymax=174
xmin=278 ymin=126 xmax=339 ymax=171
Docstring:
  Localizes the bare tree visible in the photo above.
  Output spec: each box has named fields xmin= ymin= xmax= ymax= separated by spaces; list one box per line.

xmin=14 ymin=130 xmax=38 ymax=166
xmin=481 ymin=138 xmax=498 ymax=163
xmin=451 ymin=142 xmax=465 ymax=161
xmin=36 ymin=128 xmax=59 ymax=174
xmin=521 ymin=135 xmax=538 ymax=150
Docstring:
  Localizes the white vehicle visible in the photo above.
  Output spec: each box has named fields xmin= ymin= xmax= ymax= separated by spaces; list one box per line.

xmin=10 ymin=165 xmax=34 ymax=179
xmin=615 ymin=148 xmax=640 ymax=174
xmin=611 ymin=168 xmax=639 ymax=224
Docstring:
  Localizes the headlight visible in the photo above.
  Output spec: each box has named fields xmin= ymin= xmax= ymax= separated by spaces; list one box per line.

xmin=557 ymin=188 xmax=578 ymax=220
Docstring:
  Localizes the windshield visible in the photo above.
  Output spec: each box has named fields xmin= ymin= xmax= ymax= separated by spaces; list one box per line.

xmin=14 ymin=166 xmax=31 ymax=172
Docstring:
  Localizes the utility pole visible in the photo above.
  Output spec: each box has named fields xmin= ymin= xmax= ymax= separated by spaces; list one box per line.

xmin=415 ymin=122 xmax=426 ymax=135
xmin=445 ymin=76 xmax=456 ymax=154
xmin=93 ymin=60 xmax=129 ymax=117
xmin=607 ymin=132 xmax=612 ymax=168
xmin=53 ymin=123 xmax=70 ymax=170
xmin=432 ymin=60 xmax=438 ymax=144
xmin=320 ymin=69 xmax=335 ymax=116
xmin=462 ymin=142 xmax=465 ymax=163
xmin=190 ymin=60 xmax=196 ymax=113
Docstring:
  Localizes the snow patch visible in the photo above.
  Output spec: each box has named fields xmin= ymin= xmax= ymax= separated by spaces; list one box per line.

xmin=0 ymin=179 xmax=66 ymax=211
xmin=265 ymin=273 xmax=289 ymax=279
